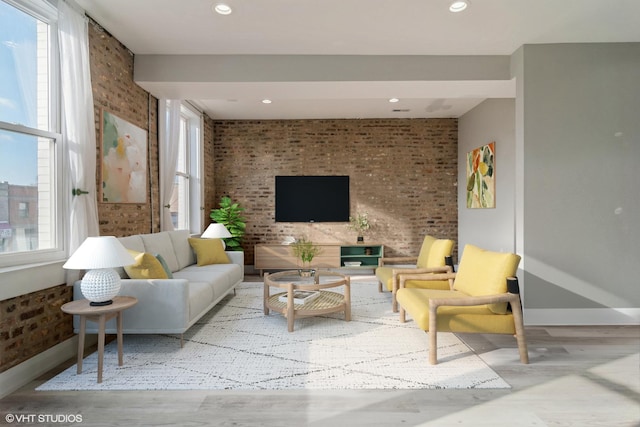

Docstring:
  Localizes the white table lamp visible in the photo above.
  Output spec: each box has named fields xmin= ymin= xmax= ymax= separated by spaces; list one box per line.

xmin=201 ymin=223 xmax=232 ymax=248
xmin=63 ymin=236 xmax=135 ymax=306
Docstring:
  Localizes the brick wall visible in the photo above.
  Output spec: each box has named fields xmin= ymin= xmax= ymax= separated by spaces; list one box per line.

xmin=212 ymin=119 xmax=458 ymax=265
xmin=0 ymin=285 xmax=73 ymax=372
xmin=89 ymin=19 xmax=159 ymax=236
xmin=203 ymin=116 xmax=217 ymax=223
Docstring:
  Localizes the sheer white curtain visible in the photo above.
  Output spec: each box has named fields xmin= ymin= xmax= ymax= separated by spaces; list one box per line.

xmin=159 ymin=99 xmax=181 ymax=231
xmin=58 ymin=1 xmax=100 ymax=255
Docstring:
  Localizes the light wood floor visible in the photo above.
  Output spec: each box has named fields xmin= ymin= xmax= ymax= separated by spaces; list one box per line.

xmin=2 ymin=280 xmax=639 ymax=426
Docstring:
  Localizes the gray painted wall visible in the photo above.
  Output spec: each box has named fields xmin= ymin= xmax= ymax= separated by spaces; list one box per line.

xmin=516 ymin=43 xmax=640 ymax=317
xmin=458 ymin=99 xmax=516 ymax=256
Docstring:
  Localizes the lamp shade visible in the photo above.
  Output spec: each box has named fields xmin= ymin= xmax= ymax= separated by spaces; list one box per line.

xmin=63 ymin=236 xmax=135 ymax=306
xmin=201 ymin=223 xmax=232 ymax=239
xmin=63 ymin=236 xmax=135 ymax=270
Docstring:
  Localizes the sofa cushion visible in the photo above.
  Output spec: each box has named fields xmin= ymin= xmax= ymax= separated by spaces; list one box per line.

xmin=168 ymin=229 xmax=195 ymax=270
xmin=188 ymin=281 xmax=215 ymax=322
xmin=118 ymin=235 xmax=145 ymax=252
xmin=453 ymin=244 xmax=521 ymax=314
xmin=124 ymin=250 xmax=169 ymax=280
xmin=140 ymin=232 xmax=180 ymax=273
xmin=176 ymin=263 xmax=241 ymax=300
xmin=188 ymin=238 xmax=230 ymax=266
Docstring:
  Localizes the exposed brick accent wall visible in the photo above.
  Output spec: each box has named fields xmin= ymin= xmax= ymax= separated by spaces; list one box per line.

xmin=213 ymin=119 xmax=458 ymax=265
xmin=203 ymin=116 xmax=217 ymax=224
xmin=0 ymin=285 xmax=73 ymax=373
xmin=88 ymin=19 xmax=159 ymax=236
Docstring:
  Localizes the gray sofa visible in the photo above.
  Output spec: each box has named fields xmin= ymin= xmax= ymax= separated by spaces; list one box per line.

xmin=73 ymin=230 xmax=244 ymax=342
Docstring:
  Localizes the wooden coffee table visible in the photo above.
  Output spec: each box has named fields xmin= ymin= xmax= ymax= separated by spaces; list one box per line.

xmin=263 ymin=270 xmax=351 ymax=332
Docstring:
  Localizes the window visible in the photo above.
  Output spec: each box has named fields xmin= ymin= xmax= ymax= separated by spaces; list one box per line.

xmin=18 ymin=202 xmax=28 ymax=218
xmin=168 ymin=103 xmax=202 ymax=232
xmin=0 ymin=0 xmax=62 ymax=266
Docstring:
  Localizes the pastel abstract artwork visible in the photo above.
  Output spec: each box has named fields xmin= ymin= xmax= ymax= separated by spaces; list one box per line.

xmin=101 ymin=110 xmax=148 ymax=203
xmin=466 ymin=142 xmax=495 ymax=208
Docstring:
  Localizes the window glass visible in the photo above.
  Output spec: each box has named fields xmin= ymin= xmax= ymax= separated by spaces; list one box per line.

xmin=0 ymin=1 xmax=50 ymax=131
xmin=0 ymin=0 xmax=60 ymax=265
xmin=169 ymin=116 xmax=189 ymax=230
xmin=0 ymin=128 xmax=55 ymax=253
xmin=168 ymin=105 xmax=202 ymax=232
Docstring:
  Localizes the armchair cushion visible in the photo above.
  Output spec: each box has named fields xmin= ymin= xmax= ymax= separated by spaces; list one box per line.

xmin=426 ymin=239 xmax=455 ymax=267
xmin=415 ymin=235 xmax=437 ymax=268
xmin=404 ymin=276 xmax=451 ymax=290
xmin=453 ymin=244 xmax=521 ymax=314
xmin=401 ymin=237 xmax=453 ymax=291
xmin=377 ymin=236 xmax=454 ymax=292
xmin=396 ymin=288 xmax=517 ymax=334
xmin=377 ymin=267 xmax=451 ymax=292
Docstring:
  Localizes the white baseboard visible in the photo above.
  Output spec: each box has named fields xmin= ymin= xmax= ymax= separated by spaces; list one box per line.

xmin=525 ymin=308 xmax=640 ymax=325
xmin=0 ymin=335 xmax=97 ymax=399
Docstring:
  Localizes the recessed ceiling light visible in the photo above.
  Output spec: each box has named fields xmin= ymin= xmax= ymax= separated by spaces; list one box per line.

xmin=213 ymin=3 xmax=232 ymax=15
xmin=261 ymin=99 xmax=272 ymax=104
xmin=389 ymin=98 xmax=400 ymax=103
xmin=449 ymin=1 xmax=469 ymax=13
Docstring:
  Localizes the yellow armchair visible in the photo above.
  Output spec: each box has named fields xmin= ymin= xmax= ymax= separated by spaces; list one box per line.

xmin=396 ymin=244 xmax=528 ymax=365
xmin=375 ymin=235 xmax=454 ymax=312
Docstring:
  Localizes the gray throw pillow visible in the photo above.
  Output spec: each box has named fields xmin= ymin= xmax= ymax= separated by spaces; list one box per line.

xmin=154 ymin=253 xmax=174 ymax=279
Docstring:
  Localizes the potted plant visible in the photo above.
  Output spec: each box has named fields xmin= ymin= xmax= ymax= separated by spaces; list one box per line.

xmin=209 ymin=196 xmax=246 ymax=251
xmin=347 ymin=212 xmax=371 ymax=243
xmin=291 ymin=237 xmax=322 ymax=276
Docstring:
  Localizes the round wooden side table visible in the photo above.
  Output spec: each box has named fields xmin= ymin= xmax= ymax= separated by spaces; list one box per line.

xmin=61 ymin=296 xmax=138 ymax=383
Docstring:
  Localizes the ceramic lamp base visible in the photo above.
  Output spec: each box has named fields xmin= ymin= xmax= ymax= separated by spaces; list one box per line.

xmin=81 ymin=268 xmax=121 ymax=305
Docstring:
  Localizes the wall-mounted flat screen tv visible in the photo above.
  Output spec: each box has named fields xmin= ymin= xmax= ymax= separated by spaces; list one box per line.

xmin=275 ymin=175 xmax=350 ymax=222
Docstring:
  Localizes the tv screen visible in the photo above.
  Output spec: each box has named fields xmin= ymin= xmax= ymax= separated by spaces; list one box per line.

xmin=275 ymin=175 xmax=350 ymax=222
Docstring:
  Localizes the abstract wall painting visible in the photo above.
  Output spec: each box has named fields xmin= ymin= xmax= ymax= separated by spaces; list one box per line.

xmin=466 ymin=142 xmax=495 ymax=208
xmin=100 ymin=110 xmax=148 ymax=203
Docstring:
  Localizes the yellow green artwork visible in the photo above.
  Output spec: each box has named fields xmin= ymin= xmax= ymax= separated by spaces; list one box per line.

xmin=101 ymin=110 xmax=148 ymax=203
xmin=466 ymin=142 xmax=495 ymax=208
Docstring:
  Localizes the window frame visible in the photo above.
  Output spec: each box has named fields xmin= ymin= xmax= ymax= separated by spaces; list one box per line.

xmin=171 ymin=103 xmax=203 ymax=233
xmin=0 ymin=0 xmax=65 ymax=269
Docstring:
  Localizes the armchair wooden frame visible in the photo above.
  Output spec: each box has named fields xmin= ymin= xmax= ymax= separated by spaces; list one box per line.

xmin=389 ymin=265 xmax=452 ymax=313
xmin=377 ymin=256 xmax=418 ymax=292
xmin=397 ymin=272 xmax=529 ymax=365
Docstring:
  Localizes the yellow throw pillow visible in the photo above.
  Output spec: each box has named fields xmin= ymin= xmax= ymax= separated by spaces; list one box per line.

xmin=453 ymin=244 xmax=521 ymax=314
xmin=188 ymin=238 xmax=230 ymax=266
xmin=124 ymin=250 xmax=169 ymax=279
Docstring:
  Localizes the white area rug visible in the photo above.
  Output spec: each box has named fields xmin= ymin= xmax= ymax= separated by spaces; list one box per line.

xmin=38 ymin=277 xmax=510 ymax=390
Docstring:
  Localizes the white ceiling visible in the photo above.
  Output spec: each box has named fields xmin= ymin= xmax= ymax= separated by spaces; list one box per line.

xmin=76 ymin=0 xmax=640 ymax=120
